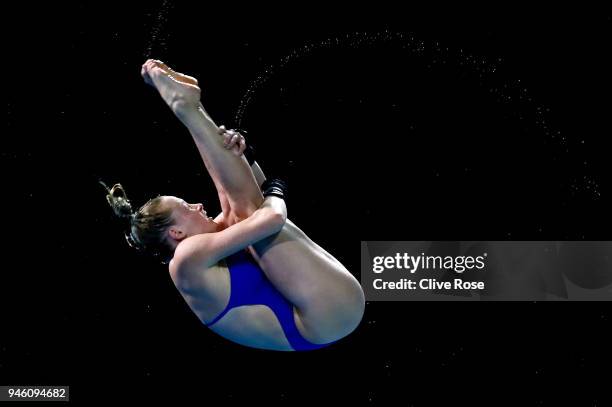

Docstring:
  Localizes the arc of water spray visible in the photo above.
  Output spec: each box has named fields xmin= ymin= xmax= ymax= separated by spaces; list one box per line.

xmin=233 ymin=30 xmax=598 ymax=197
xmin=234 ymin=31 xmax=420 ymax=127
xmin=144 ymin=0 xmax=173 ymax=59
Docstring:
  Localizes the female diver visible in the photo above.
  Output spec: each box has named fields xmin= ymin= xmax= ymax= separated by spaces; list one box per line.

xmin=102 ymin=59 xmax=365 ymax=351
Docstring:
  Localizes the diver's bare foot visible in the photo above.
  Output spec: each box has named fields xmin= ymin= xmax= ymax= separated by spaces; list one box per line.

xmin=141 ymin=59 xmax=199 ymax=87
xmin=141 ymin=59 xmax=201 ymax=114
xmin=152 ymin=60 xmax=199 ymax=86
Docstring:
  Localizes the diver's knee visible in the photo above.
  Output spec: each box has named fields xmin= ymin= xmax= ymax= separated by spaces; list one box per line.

xmin=322 ymin=284 xmax=366 ymax=340
xmin=341 ymin=286 xmax=366 ymax=334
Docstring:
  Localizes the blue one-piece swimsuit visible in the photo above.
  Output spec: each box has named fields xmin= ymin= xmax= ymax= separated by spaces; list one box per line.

xmin=204 ymin=249 xmax=335 ymax=351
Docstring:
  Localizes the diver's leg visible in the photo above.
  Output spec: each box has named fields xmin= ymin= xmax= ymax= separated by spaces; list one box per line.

xmin=142 ymin=60 xmax=263 ymax=217
xmin=208 ymin=122 xmax=362 ymax=340
xmin=246 ymin=153 xmax=343 ymax=267
xmin=249 ymin=220 xmax=365 ymax=344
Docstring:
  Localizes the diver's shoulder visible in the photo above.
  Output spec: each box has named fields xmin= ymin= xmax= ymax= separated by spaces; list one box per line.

xmin=171 ymin=233 xmax=216 ymax=273
xmin=169 ymin=255 xmax=231 ymax=324
xmin=169 ymin=241 xmax=227 ymax=282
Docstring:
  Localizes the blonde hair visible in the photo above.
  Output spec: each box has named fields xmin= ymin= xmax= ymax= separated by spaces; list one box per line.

xmin=100 ymin=181 xmax=176 ymax=264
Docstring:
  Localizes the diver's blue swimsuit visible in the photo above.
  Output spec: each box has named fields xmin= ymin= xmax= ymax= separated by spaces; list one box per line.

xmin=204 ymin=249 xmax=334 ymax=351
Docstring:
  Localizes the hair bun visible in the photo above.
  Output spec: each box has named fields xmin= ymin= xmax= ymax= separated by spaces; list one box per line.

xmin=99 ymin=180 xmax=133 ymax=220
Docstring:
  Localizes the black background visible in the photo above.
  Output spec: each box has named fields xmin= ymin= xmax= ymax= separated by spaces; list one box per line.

xmin=3 ymin=2 xmax=611 ymax=404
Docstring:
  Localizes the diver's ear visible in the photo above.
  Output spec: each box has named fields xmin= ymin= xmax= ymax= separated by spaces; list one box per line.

xmin=167 ymin=226 xmax=184 ymax=241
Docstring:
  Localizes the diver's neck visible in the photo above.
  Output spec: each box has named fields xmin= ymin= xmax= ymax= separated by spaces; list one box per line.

xmin=214 ymin=221 xmax=228 ymax=232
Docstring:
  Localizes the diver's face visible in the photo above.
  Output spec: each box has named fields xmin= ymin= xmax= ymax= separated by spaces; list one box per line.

xmin=163 ymin=196 xmax=216 ymax=241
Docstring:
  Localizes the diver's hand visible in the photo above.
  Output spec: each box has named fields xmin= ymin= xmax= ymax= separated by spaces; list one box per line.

xmin=218 ymin=125 xmax=247 ymax=157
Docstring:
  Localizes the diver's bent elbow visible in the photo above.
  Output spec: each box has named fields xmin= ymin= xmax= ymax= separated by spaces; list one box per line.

xmin=269 ymin=211 xmax=287 ymax=232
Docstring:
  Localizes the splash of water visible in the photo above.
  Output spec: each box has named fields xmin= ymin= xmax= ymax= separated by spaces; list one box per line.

xmin=143 ymin=0 xmax=173 ymax=59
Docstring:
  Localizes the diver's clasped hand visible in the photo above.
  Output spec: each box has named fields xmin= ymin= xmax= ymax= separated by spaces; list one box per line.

xmin=218 ymin=125 xmax=247 ymax=157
